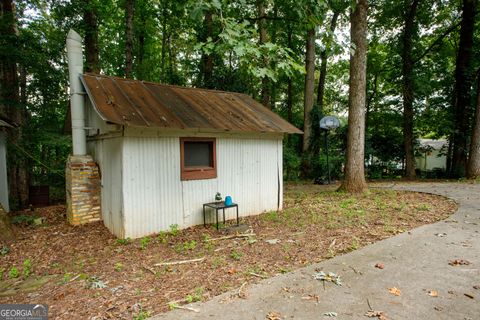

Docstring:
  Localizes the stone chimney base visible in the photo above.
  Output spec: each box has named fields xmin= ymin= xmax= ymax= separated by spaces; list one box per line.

xmin=66 ymin=155 xmax=101 ymax=225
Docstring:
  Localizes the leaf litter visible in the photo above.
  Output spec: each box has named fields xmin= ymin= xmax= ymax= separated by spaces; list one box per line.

xmin=0 ymin=184 xmax=457 ymax=319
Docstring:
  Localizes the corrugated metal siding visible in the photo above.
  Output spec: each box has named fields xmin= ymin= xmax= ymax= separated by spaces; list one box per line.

xmin=120 ymin=135 xmax=282 ymax=238
xmin=214 ymin=138 xmax=280 ymax=224
xmin=88 ymin=138 xmax=124 ymax=237
xmin=181 ymin=179 xmax=218 ymax=227
xmin=122 ymin=137 xmax=183 ymax=238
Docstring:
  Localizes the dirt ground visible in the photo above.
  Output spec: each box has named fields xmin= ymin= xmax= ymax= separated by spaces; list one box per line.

xmin=0 ymin=182 xmax=457 ymax=319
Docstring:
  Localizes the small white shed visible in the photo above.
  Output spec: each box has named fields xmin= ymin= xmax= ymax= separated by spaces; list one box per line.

xmin=77 ymin=74 xmax=301 ymax=239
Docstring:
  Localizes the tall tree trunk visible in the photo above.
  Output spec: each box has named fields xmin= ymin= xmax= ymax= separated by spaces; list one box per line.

xmin=0 ymin=0 xmax=18 ymax=121
xmin=160 ymin=3 xmax=167 ymax=82
xmin=446 ymin=132 xmax=453 ymax=173
xmin=19 ymin=65 xmax=26 ymax=105
xmin=467 ymin=71 xmax=480 ymax=179
xmin=302 ymin=28 xmax=316 ymax=153
xmin=0 ymin=0 xmax=28 ymax=209
xmin=366 ymin=73 xmax=378 ymax=131
xmin=257 ymin=0 xmax=270 ymax=108
xmin=451 ymin=0 xmax=476 ymax=177
xmin=287 ymin=79 xmax=293 ymax=124
xmin=401 ymin=0 xmax=419 ymax=179
xmin=317 ymin=10 xmax=340 ymax=116
xmin=286 ymin=26 xmax=293 ymax=144
xmin=137 ymin=17 xmax=145 ymax=80
xmin=124 ymin=0 xmax=135 ymax=78
xmin=168 ymin=33 xmax=177 ymax=82
xmin=200 ymin=11 xmax=214 ymax=88
xmin=270 ymin=4 xmax=278 ymax=109
xmin=339 ymin=0 xmax=368 ymax=193
xmin=83 ymin=0 xmax=100 ymax=73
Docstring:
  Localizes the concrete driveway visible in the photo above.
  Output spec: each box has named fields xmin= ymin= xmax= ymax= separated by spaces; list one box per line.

xmin=151 ymin=182 xmax=480 ymax=320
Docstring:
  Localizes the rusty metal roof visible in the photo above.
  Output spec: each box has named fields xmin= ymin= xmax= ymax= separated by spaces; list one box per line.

xmin=81 ymin=73 xmax=302 ymax=134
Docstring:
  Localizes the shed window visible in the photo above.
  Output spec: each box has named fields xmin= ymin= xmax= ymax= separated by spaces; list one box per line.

xmin=180 ymin=138 xmax=217 ymax=180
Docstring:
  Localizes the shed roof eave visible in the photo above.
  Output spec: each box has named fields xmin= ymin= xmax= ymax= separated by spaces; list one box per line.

xmin=122 ymin=126 xmax=293 ymax=139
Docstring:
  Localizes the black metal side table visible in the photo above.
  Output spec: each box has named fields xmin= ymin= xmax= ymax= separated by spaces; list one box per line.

xmin=203 ymin=202 xmax=239 ymax=230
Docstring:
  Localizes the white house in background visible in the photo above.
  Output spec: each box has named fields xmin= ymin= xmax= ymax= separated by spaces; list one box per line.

xmin=77 ymin=74 xmax=301 ymax=239
xmin=415 ymin=139 xmax=447 ymax=171
xmin=0 ymin=119 xmax=12 ymax=212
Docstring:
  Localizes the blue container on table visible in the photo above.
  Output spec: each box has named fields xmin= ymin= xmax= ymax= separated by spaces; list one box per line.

xmin=224 ymin=196 xmax=232 ymax=206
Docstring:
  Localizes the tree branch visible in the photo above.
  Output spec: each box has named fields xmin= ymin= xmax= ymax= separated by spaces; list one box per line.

xmin=244 ymin=15 xmax=298 ymax=23
xmin=413 ymin=8 xmax=480 ymax=65
xmin=412 ymin=20 xmax=461 ymax=65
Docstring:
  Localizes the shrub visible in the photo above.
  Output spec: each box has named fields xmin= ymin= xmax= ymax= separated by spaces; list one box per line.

xmin=8 ymin=266 xmax=19 ymax=279
xmin=169 ymin=224 xmax=179 ymax=236
xmin=139 ymin=237 xmax=151 ymax=250
xmin=116 ymin=238 xmax=131 ymax=245
xmin=23 ymin=259 xmax=33 ymax=278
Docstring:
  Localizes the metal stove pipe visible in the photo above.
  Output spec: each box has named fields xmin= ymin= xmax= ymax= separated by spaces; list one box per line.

xmin=66 ymin=29 xmax=87 ymax=155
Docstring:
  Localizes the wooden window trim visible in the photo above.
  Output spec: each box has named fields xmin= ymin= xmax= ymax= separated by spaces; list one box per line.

xmin=180 ymin=137 xmax=217 ymax=181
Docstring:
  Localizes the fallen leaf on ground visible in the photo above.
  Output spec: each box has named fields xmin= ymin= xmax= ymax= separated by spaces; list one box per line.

xmin=313 ymin=271 xmax=342 ymax=286
xmin=323 ymin=311 xmax=338 ymax=317
xmin=428 ymin=290 xmax=438 ymax=297
xmin=434 ymin=233 xmax=447 ymax=237
xmin=448 ymin=259 xmax=471 ymax=266
xmin=265 ymin=239 xmax=281 ymax=245
xmin=365 ymin=310 xmax=388 ymax=319
xmin=227 ymin=268 xmax=237 ymax=274
xmin=473 ymin=285 xmax=479 ymax=290
xmin=374 ymin=263 xmax=385 ymax=269
xmin=301 ymin=294 xmax=319 ymax=302
xmin=388 ymin=287 xmax=401 ymax=296
xmin=266 ymin=311 xmax=281 ymax=320
xmin=434 ymin=306 xmax=443 ymax=311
